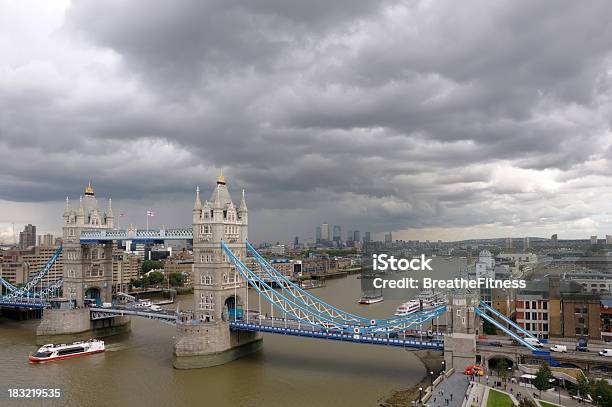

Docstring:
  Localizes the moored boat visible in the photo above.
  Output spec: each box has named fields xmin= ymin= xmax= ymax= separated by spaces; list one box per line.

xmin=358 ymin=295 xmax=383 ymax=304
xmin=29 ymin=339 xmax=105 ymax=363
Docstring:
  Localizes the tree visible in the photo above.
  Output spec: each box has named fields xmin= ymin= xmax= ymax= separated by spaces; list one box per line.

xmin=168 ymin=272 xmax=184 ymax=287
xmin=483 ymin=320 xmax=497 ymax=335
xmin=496 ymin=359 xmax=509 ymax=381
xmin=147 ymin=271 xmax=165 ymax=285
xmin=533 ymin=362 xmax=554 ymax=397
xmin=142 ymin=260 xmax=164 ymax=274
xmin=591 ymin=378 xmax=612 ymax=406
xmin=518 ymin=397 xmax=537 ymax=407
xmin=576 ymin=374 xmax=591 ymax=402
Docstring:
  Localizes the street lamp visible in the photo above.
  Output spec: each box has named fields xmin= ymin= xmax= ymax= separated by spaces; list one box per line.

xmin=430 ymin=371 xmax=434 ymax=386
xmin=442 ymin=360 xmax=446 ymax=373
xmin=419 ymin=387 xmax=423 ymax=404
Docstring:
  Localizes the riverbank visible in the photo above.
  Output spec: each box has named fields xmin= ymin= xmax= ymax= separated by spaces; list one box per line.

xmin=378 ymin=352 xmax=443 ymax=406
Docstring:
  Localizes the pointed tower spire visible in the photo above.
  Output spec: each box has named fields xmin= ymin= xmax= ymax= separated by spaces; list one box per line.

xmin=239 ymin=188 xmax=247 ymax=212
xmin=107 ymin=197 xmax=114 ymax=216
xmin=194 ymin=186 xmax=202 ymax=210
xmin=213 ymin=184 xmax=222 ymax=208
xmin=63 ymin=196 xmax=71 ymax=218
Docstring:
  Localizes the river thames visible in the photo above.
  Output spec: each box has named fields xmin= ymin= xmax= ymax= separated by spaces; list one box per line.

xmin=0 ymin=258 xmax=462 ymax=407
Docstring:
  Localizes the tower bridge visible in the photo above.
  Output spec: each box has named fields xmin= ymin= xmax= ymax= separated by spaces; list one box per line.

xmin=3 ymin=176 xmax=611 ymax=372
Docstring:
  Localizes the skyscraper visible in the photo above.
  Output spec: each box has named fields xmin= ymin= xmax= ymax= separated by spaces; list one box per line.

xmin=347 ymin=230 xmax=354 ymax=242
xmin=321 ymin=223 xmax=330 ymax=242
xmin=332 ymin=225 xmax=341 ymax=243
xmin=505 ymin=237 xmax=513 ymax=249
xmin=523 ymin=236 xmax=530 ymax=250
xmin=353 ymin=230 xmax=360 ymax=243
xmin=316 ymin=226 xmax=322 ymax=243
xmin=384 ymin=232 xmax=392 ymax=244
xmin=364 ymin=232 xmax=371 ymax=243
xmin=18 ymin=224 xmax=36 ymax=249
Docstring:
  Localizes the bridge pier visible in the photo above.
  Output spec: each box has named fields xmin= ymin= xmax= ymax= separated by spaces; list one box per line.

xmin=444 ymin=292 xmax=478 ymax=371
xmin=173 ymin=321 xmax=262 ymax=369
xmin=36 ymin=308 xmax=130 ymax=345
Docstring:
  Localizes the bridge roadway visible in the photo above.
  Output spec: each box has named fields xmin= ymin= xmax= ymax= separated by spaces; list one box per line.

xmin=0 ymin=298 xmax=49 ymax=309
xmin=477 ymin=342 xmax=612 ymax=368
xmin=89 ymin=306 xmax=179 ymax=325
xmin=229 ymin=317 xmax=444 ymax=349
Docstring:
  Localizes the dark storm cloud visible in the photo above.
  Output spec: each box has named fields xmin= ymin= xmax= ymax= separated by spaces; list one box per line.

xmin=2 ymin=0 xmax=612 ymax=241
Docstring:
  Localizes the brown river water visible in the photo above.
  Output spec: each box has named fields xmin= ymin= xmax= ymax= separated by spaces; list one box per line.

xmin=0 ymin=258 xmax=462 ymax=407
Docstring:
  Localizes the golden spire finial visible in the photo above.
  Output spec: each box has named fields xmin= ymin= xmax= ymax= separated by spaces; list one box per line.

xmin=217 ymin=169 xmax=226 ymax=185
xmin=85 ymin=179 xmax=94 ymax=195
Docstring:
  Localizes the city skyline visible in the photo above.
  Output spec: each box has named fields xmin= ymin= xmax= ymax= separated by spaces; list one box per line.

xmin=3 ymin=1 xmax=612 ymax=243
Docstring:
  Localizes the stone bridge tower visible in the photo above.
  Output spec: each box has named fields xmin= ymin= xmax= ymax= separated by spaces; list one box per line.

xmin=174 ymin=172 xmax=261 ymax=369
xmin=444 ymin=291 xmax=478 ymax=371
xmin=61 ymin=182 xmax=113 ymax=307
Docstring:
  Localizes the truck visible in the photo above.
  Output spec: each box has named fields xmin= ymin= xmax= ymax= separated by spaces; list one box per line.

xmin=576 ymin=336 xmax=588 ymax=352
xmin=550 ymin=344 xmax=567 ymax=353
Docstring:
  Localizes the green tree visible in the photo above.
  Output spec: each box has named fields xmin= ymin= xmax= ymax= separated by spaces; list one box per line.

xmin=591 ymin=378 xmax=612 ymax=406
xmin=533 ymin=362 xmax=554 ymax=397
xmin=168 ymin=272 xmax=184 ymax=287
xmin=518 ymin=397 xmax=537 ymax=407
xmin=483 ymin=320 xmax=497 ymax=335
xmin=576 ymin=374 xmax=591 ymax=402
xmin=142 ymin=260 xmax=163 ymax=274
xmin=147 ymin=271 xmax=165 ymax=285
xmin=496 ymin=359 xmax=509 ymax=381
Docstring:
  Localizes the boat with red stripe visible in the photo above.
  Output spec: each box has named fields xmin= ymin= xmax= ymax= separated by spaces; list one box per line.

xmin=29 ymin=339 xmax=105 ymax=363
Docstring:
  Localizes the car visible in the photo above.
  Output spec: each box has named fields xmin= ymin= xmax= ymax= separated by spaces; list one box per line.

xmin=524 ymin=337 xmax=544 ymax=348
xmin=149 ymin=305 xmax=162 ymax=312
xmin=599 ymin=349 xmax=612 ymax=357
xmin=550 ymin=344 xmax=567 ymax=353
xmin=464 ymin=364 xmax=485 ymax=376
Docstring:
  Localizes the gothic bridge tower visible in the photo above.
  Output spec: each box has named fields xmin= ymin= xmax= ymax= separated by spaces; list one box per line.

xmin=61 ymin=181 xmax=113 ymax=307
xmin=174 ymin=172 xmax=261 ymax=369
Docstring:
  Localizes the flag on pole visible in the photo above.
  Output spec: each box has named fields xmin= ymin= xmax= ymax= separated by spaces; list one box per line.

xmin=146 ymin=211 xmax=155 ymax=217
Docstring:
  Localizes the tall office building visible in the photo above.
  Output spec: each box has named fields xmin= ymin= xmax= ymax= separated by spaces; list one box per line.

xmin=19 ymin=224 xmax=36 ymax=249
xmin=384 ymin=232 xmax=392 ymax=244
xmin=353 ymin=230 xmax=360 ymax=243
xmin=523 ymin=236 xmax=530 ymax=250
xmin=294 ymin=236 xmax=299 ymax=247
xmin=551 ymin=234 xmax=558 ymax=245
xmin=39 ymin=233 xmax=54 ymax=246
xmin=607 ymin=235 xmax=612 ymax=245
xmin=316 ymin=226 xmax=322 ymax=243
xmin=320 ymin=223 xmax=330 ymax=242
xmin=591 ymin=235 xmax=598 ymax=245
xmin=505 ymin=237 xmax=513 ymax=249
xmin=364 ymin=232 xmax=371 ymax=243
xmin=332 ymin=225 xmax=341 ymax=243
xmin=347 ymin=230 xmax=354 ymax=242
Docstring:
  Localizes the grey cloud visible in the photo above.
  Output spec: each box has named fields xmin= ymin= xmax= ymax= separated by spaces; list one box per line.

xmin=1 ymin=0 xmax=612 ymax=242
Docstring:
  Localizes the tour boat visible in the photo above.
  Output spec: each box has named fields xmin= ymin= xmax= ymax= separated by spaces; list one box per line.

xmin=394 ymin=300 xmax=421 ymax=316
xmin=29 ymin=339 xmax=105 ymax=363
xmin=358 ymin=294 xmax=384 ymax=304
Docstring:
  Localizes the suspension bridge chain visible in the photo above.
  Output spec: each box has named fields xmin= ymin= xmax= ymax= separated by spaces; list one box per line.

xmin=222 ymin=241 xmax=446 ymax=335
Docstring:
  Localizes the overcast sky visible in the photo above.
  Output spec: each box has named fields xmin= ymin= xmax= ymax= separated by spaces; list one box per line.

xmin=1 ymin=0 xmax=612 ymax=244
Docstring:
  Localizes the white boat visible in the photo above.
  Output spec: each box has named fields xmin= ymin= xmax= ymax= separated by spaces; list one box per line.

xmin=29 ymin=339 xmax=105 ymax=363
xmin=394 ymin=300 xmax=421 ymax=316
xmin=395 ymin=291 xmax=446 ymax=316
xmin=358 ymin=294 xmax=383 ymax=304
xmin=134 ymin=299 xmax=152 ymax=308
